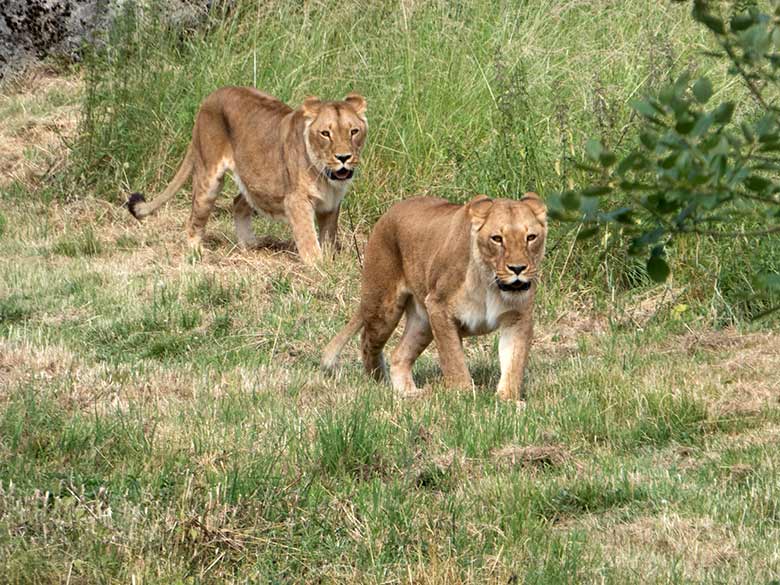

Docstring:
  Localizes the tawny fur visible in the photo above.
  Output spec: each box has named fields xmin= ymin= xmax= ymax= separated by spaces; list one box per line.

xmin=127 ymin=86 xmax=367 ymax=264
xmin=322 ymin=193 xmax=547 ymax=401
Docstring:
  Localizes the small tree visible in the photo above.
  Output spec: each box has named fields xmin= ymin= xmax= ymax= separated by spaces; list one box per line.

xmin=550 ymin=0 xmax=780 ymax=318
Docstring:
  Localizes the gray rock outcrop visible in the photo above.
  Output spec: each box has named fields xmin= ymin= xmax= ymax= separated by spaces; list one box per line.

xmin=0 ymin=0 xmax=211 ymax=80
xmin=0 ymin=0 xmax=107 ymax=79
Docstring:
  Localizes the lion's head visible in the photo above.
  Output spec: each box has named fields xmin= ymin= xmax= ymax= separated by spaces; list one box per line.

xmin=468 ymin=193 xmax=547 ymax=295
xmin=302 ymin=94 xmax=367 ymax=182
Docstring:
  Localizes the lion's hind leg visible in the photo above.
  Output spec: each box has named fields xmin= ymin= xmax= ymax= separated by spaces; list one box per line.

xmin=360 ymin=281 xmax=409 ymax=382
xmin=389 ymin=299 xmax=433 ymax=396
xmin=355 ymin=219 xmax=408 ymax=382
xmin=361 ymin=302 xmax=405 ymax=382
xmin=186 ymin=164 xmax=227 ymax=248
xmin=185 ymin=110 xmax=232 ymax=249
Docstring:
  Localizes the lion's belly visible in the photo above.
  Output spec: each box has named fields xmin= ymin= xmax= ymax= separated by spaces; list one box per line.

xmin=244 ymin=191 xmax=287 ymax=220
xmin=233 ymin=158 xmax=349 ymax=219
xmin=235 ymin=172 xmax=287 ymax=221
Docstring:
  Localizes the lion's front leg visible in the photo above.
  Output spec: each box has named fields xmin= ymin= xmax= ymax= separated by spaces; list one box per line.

xmin=496 ymin=313 xmax=534 ymax=401
xmin=285 ymin=196 xmax=322 ymax=264
xmin=427 ymin=299 xmax=472 ymax=389
xmin=233 ymin=194 xmax=257 ymax=249
xmin=316 ymin=204 xmax=340 ymax=256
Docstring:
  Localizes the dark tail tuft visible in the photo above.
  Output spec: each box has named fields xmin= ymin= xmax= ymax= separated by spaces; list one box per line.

xmin=126 ymin=192 xmax=146 ymax=220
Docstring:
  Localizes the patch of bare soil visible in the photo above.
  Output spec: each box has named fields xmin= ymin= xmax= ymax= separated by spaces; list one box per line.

xmin=0 ymin=66 xmax=81 ymax=188
xmin=492 ymin=444 xmax=571 ymax=469
xmin=535 ymin=303 xmax=607 ymax=356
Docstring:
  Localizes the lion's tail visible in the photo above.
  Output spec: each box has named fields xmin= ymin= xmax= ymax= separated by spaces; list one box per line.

xmin=321 ymin=312 xmax=364 ymax=371
xmin=126 ymin=143 xmax=195 ymax=220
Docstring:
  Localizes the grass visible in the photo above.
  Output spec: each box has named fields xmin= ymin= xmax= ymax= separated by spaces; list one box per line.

xmin=0 ymin=0 xmax=779 ymax=583
xmin=0 ymin=194 xmax=778 ymax=583
xmin=51 ymin=226 xmax=103 ymax=257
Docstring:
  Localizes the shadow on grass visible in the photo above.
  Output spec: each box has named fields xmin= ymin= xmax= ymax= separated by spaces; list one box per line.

xmin=413 ymin=358 xmax=500 ymax=395
xmin=200 ymin=232 xmax=297 ymax=255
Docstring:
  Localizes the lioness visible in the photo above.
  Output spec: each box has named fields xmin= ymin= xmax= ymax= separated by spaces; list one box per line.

xmin=322 ymin=193 xmax=547 ymax=401
xmin=126 ymin=87 xmax=367 ymax=263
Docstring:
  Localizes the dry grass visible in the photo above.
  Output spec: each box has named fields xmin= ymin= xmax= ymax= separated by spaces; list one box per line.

xmin=0 ymin=66 xmax=81 ymax=189
xmin=0 ymin=338 xmax=199 ymax=416
xmin=679 ymin=329 xmax=780 ymax=417
xmin=596 ymin=513 xmax=741 ymax=579
xmin=534 ymin=301 xmax=607 ymax=356
xmin=0 ymin=340 xmax=77 ymax=400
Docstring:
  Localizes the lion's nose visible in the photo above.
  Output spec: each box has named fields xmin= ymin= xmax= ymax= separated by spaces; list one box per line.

xmin=507 ymin=264 xmax=527 ymax=275
xmin=335 ymin=154 xmax=352 ymax=164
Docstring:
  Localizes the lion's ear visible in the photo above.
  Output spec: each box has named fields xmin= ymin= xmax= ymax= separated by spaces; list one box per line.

xmin=344 ymin=93 xmax=367 ymax=115
xmin=521 ymin=192 xmax=547 ymax=224
xmin=467 ymin=194 xmax=493 ymax=225
xmin=302 ymin=96 xmax=322 ymax=119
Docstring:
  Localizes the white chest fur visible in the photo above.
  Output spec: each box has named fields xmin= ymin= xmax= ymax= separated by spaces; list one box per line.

xmin=453 ymin=264 xmax=530 ymax=335
xmin=455 ymin=287 xmax=510 ymax=334
xmin=313 ymin=178 xmax=350 ymax=213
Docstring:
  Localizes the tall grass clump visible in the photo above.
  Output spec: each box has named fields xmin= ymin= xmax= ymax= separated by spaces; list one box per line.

xmin=64 ymin=0 xmax=773 ymax=320
xmin=314 ymin=392 xmax=391 ymax=478
xmin=73 ymin=0 xmax=716 ymax=208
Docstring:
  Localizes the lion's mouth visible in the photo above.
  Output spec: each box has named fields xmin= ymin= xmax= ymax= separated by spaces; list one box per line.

xmin=325 ymin=167 xmax=354 ymax=181
xmin=496 ymin=279 xmax=532 ymax=292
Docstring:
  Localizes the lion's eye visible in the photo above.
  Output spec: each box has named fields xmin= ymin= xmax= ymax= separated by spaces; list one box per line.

xmin=491 ymin=235 xmax=503 ymax=244
xmin=320 ymin=130 xmax=331 ymax=138
xmin=527 ymin=234 xmax=537 ymax=242
xmin=350 ymin=128 xmax=359 ymax=136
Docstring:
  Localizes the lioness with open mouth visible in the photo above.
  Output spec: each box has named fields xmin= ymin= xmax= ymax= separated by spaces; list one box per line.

xmin=127 ymin=87 xmax=367 ymax=264
xmin=322 ymin=193 xmax=547 ymax=401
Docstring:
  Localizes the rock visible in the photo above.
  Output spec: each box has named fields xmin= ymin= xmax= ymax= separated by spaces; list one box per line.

xmin=0 ymin=0 xmax=99 ymax=79
xmin=0 ymin=0 xmax=211 ymax=81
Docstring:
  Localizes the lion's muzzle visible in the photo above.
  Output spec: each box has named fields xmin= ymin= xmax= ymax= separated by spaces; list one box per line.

xmin=496 ymin=278 xmax=532 ymax=292
xmin=326 ymin=167 xmax=355 ymax=181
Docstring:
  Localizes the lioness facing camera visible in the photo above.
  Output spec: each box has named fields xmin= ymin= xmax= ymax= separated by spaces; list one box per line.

xmin=322 ymin=193 xmax=547 ymax=401
xmin=127 ymin=87 xmax=367 ymax=263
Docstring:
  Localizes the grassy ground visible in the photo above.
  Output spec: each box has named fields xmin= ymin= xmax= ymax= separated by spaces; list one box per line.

xmin=1 ymin=1 xmax=780 ymax=583
xmin=1 ymin=186 xmax=779 ymax=584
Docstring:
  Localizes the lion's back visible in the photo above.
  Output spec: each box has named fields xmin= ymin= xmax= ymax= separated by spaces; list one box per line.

xmin=199 ymin=86 xmax=292 ymax=124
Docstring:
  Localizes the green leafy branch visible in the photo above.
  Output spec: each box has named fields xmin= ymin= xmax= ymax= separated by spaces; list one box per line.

xmin=549 ymin=0 xmax=780 ymax=309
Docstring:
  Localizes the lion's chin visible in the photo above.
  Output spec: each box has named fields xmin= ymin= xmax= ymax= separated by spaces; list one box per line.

xmin=325 ymin=167 xmax=354 ymax=181
xmin=496 ymin=279 xmax=532 ymax=292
